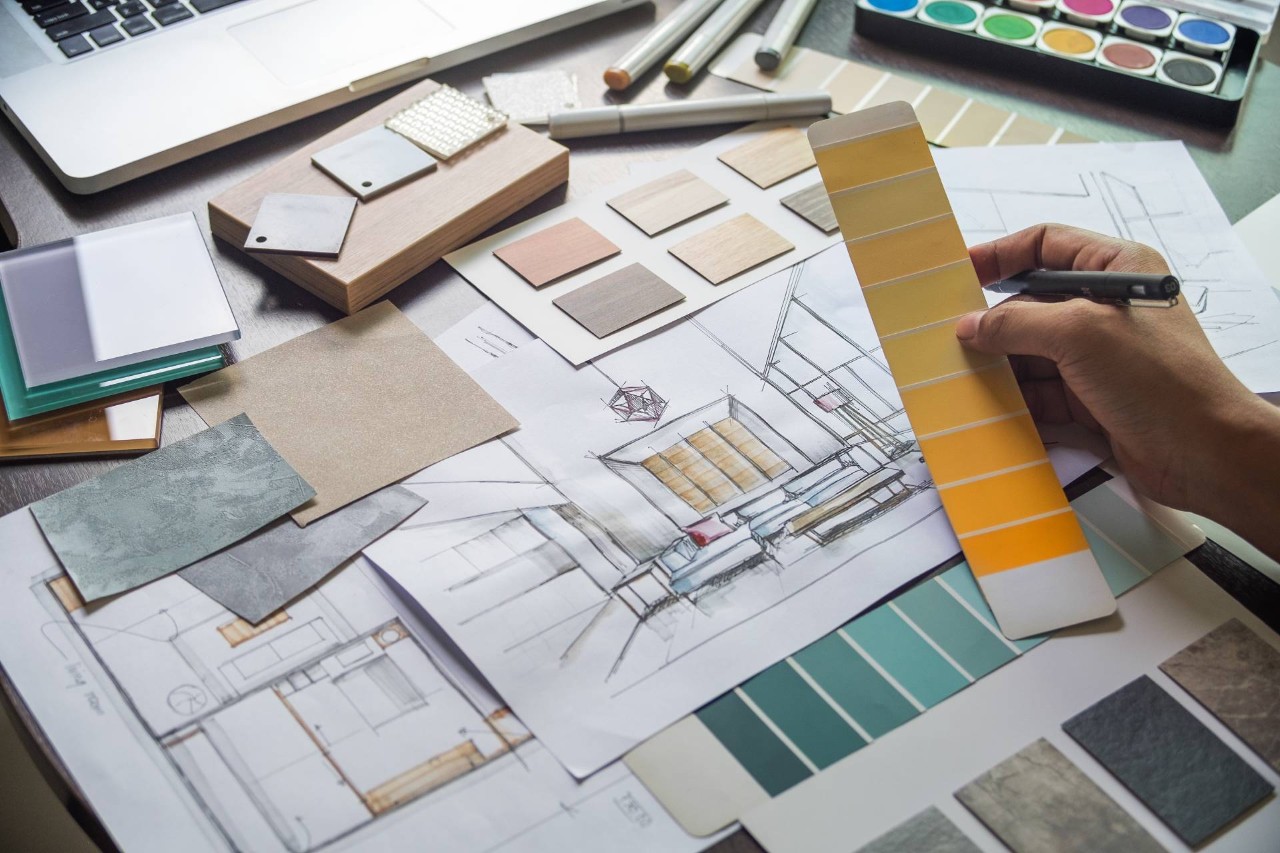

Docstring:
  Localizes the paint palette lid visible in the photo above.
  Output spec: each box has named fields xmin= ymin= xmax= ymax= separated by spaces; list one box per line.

xmin=976 ymin=7 xmax=1043 ymax=44
xmin=1038 ymin=22 xmax=1103 ymax=60
xmin=1056 ymin=0 xmax=1119 ymax=25
xmin=1157 ymin=52 xmax=1224 ymax=91
xmin=856 ymin=0 xmax=924 ymax=18
xmin=917 ymin=0 xmax=984 ymax=30
xmin=1174 ymin=13 xmax=1236 ymax=53
xmin=1097 ymin=35 xmax=1164 ymax=75
xmin=1116 ymin=0 xmax=1177 ymax=38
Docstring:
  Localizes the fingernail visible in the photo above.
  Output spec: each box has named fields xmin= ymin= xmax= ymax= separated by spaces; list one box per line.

xmin=955 ymin=311 xmax=985 ymax=341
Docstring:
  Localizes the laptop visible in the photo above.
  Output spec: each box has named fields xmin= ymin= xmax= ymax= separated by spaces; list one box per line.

xmin=0 ymin=0 xmax=639 ymax=194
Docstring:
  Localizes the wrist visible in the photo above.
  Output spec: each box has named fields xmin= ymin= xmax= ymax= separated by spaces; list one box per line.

xmin=1192 ymin=397 xmax=1280 ymax=559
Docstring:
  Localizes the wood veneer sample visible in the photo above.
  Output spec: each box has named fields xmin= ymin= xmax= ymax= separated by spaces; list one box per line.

xmin=780 ymin=183 xmax=838 ymax=234
xmin=607 ymin=170 xmax=728 ymax=236
xmin=493 ymin=217 xmax=620 ymax=288
xmin=553 ymin=264 xmax=685 ymax=338
xmin=808 ymin=102 xmax=1113 ymax=639
xmin=0 ymin=387 xmax=161 ymax=460
xmin=718 ymin=127 xmax=816 ymax=189
xmin=668 ymin=214 xmax=794 ymax=285
xmin=208 ymin=77 xmax=569 ymax=314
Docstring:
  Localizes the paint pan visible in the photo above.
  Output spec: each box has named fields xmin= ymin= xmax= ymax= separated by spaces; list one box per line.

xmin=976 ymin=8 xmax=1042 ymax=45
xmin=1005 ymin=0 xmax=1055 ymax=13
xmin=1157 ymin=52 xmax=1223 ymax=90
xmin=1055 ymin=0 xmax=1117 ymax=27
xmin=918 ymin=0 xmax=984 ymax=30
xmin=1115 ymin=0 xmax=1176 ymax=41
xmin=1174 ymin=14 xmax=1235 ymax=58
xmin=1037 ymin=22 xmax=1102 ymax=61
xmin=1097 ymin=36 xmax=1162 ymax=76
xmin=857 ymin=0 xmax=924 ymax=17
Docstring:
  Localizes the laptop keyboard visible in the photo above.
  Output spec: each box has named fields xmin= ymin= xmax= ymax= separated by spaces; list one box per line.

xmin=15 ymin=0 xmax=255 ymax=58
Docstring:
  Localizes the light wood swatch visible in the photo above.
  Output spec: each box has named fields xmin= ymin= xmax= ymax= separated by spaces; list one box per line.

xmin=554 ymin=264 xmax=685 ymax=338
xmin=780 ymin=183 xmax=838 ymax=233
xmin=717 ymin=127 xmax=816 ymax=189
xmin=669 ymin=214 xmax=794 ymax=284
xmin=607 ymin=170 xmax=728 ymax=236
xmin=208 ymin=77 xmax=568 ymax=314
xmin=493 ymin=217 xmax=620 ymax=288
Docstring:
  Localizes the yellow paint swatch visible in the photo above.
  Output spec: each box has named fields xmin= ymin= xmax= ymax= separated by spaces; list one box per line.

xmin=808 ymin=102 xmax=1113 ymax=638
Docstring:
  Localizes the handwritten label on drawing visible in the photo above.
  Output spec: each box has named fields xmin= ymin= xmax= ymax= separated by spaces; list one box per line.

xmin=614 ymin=792 xmax=653 ymax=829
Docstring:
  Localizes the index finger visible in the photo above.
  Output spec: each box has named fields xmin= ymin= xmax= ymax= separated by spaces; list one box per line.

xmin=967 ymin=223 xmax=1168 ymax=285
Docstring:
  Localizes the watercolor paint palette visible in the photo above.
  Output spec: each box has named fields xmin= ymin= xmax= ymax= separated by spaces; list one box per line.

xmin=854 ymin=0 xmax=1260 ymax=124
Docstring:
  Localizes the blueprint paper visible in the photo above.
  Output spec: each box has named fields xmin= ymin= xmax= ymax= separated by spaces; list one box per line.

xmin=30 ymin=413 xmax=314 ymax=602
xmin=935 ymin=141 xmax=1280 ymax=394
xmin=0 ymin=509 xmax=720 ymax=853
xmin=178 ymin=486 xmax=425 ymax=623
xmin=366 ymin=244 xmax=1102 ymax=777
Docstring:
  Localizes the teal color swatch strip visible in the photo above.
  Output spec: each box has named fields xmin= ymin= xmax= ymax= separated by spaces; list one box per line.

xmin=693 ymin=483 xmax=1188 ymax=799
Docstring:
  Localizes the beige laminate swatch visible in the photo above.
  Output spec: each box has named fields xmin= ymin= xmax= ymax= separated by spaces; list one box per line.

xmin=780 ymin=183 xmax=838 ymax=234
xmin=717 ymin=127 xmax=816 ymax=189
xmin=553 ymin=264 xmax=685 ymax=338
xmin=607 ymin=170 xmax=728 ymax=236
xmin=179 ymin=302 xmax=517 ymax=525
xmin=669 ymin=214 xmax=794 ymax=284
xmin=493 ymin=217 xmax=620 ymax=287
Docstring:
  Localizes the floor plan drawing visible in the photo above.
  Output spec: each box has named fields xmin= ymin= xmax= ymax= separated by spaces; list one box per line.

xmin=368 ymin=243 xmax=964 ymax=776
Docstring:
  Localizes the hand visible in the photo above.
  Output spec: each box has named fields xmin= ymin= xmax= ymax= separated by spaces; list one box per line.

xmin=956 ymin=223 xmax=1280 ymax=559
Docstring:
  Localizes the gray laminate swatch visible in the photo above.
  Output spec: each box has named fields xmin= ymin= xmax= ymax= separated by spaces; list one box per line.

xmin=31 ymin=414 xmax=314 ymax=602
xmin=553 ymin=263 xmax=685 ymax=338
xmin=179 ymin=485 xmax=424 ymax=623
xmin=1161 ymin=619 xmax=1280 ymax=774
xmin=1062 ymin=675 xmax=1273 ymax=846
xmin=781 ymin=183 xmax=838 ymax=234
xmin=855 ymin=807 xmax=980 ymax=853
xmin=955 ymin=738 xmax=1164 ymax=853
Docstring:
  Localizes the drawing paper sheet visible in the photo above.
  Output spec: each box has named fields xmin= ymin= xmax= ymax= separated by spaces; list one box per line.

xmin=445 ymin=119 xmax=842 ymax=365
xmin=741 ymin=557 xmax=1280 ymax=853
xmin=934 ymin=141 xmax=1280 ymax=395
xmin=367 ymin=244 xmax=1104 ymax=778
xmin=1234 ymin=190 xmax=1280 ymax=294
xmin=0 ymin=508 xmax=718 ymax=853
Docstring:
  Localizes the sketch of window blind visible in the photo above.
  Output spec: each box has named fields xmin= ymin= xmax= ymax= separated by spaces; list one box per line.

xmin=641 ymin=417 xmax=792 ymax=513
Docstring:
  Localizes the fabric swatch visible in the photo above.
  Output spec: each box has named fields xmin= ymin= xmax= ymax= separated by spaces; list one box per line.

xmin=607 ymin=170 xmax=728 ymax=236
xmin=30 ymin=414 xmax=314 ymax=602
xmin=553 ymin=264 xmax=685 ymax=338
xmin=668 ymin=214 xmax=794 ymax=285
xmin=717 ymin=126 xmax=816 ymax=188
xmin=493 ymin=217 xmax=620 ymax=287
xmin=780 ymin=183 xmax=838 ymax=234
xmin=179 ymin=485 xmax=425 ymax=623
xmin=179 ymin=303 xmax=517 ymax=526
xmin=1062 ymin=675 xmax=1273 ymax=846
xmin=954 ymin=738 xmax=1163 ymax=853
xmin=855 ymin=807 xmax=980 ymax=853
xmin=482 ymin=69 xmax=579 ymax=124
xmin=1160 ymin=619 xmax=1280 ymax=774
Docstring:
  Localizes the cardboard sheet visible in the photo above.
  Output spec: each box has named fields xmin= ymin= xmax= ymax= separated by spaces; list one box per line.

xmin=180 ymin=302 xmax=517 ymax=525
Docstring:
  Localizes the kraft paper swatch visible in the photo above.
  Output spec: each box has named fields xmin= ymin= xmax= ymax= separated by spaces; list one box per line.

xmin=30 ymin=414 xmax=314 ymax=601
xmin=179 ymin=302 xmax=517 ymax=525
xmin=179 ymin=485 xmax=425 ymax=623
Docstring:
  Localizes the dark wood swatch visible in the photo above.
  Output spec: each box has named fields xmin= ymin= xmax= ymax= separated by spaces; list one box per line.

xmin=780 ymin=183 xmax=838 ymax=234
xmin=553 ymin=263 xmax=685 ymax=338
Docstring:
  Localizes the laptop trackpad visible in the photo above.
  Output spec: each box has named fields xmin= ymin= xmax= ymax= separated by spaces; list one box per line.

xmin=229 ymin=0 xmax=453 ymax=87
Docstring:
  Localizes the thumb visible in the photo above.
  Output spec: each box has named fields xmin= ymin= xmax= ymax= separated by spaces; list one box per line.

xmin=955 ymin=300 xmax=1072 ymax=360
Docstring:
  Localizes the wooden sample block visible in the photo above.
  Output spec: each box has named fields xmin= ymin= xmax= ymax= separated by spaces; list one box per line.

xmin=808 ymin=102 xmax=1114 ymax=639
xmin=780 ymin=183 xmax=838 ymax=233
xmin=208 ymin=77 xmax=569 ymax=314
xmin=668 ymin=214 xmax=794 ymax=285
xmin=553 ymin=264 xmax=685 ymax=338
xmin=607 ymin=170 xmax=728 ymax=236
xmin=717 ymin=127 xmax=816 ymax=189
xmin=492 ymin=217 xmax=620 ymax=288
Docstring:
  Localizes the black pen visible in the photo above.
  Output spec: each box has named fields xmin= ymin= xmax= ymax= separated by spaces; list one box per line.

xmin=986 ymin=270 xmax=1181 ymax=308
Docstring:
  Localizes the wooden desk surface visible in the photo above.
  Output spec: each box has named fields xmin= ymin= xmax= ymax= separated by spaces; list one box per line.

xmin=1 ymin=2 xmax=1278 ymax=850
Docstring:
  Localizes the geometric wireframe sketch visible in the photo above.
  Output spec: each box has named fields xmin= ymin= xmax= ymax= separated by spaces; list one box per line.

xmin=608 ymin=384 xmax=668 ymax=423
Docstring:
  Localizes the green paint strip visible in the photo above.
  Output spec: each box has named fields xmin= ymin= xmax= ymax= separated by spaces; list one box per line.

xmin=793 ymin=633 xmax=919 ymax=738
xmin=696 ymin=691 xmax=813 ymax=796
xmin=741 ymin=663 xmax=868 ymax=769
xmin=842 ymin=606 xmax=970 ymax=706
xmin=895 ymin=580 xmax=1017 ymax=678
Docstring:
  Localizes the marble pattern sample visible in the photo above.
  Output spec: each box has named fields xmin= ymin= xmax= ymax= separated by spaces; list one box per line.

xmin=668 ymin=214 xmax=794 ymax=285
xmin=30 ymin=414 xmax=314 ymax=602
xmin=553 ymin=264 xmax=685 ymax=338
xmin=1062 ymin=675 xmax=1273 ymax=846
xmin=856 ymin=807 xmax=981 ymax=853
xmin=780 ymin=183 xmax=838 ymax=234
xmin=1160 ymin=619 xmax=1280 ymax=774
xmin=179 ymin=485 xmax=424 ymax=623
xmin=717 ymin=126 xmax=816 ymax=188
xmin=955 ymin=738 xmax=1164 ymax=853
xmin=606 ymin=170 xmax=728 ymax=236
xmin=493 ymin=217 xmax=620 ymax=287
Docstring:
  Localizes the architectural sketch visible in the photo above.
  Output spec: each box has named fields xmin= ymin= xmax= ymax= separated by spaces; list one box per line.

xmin=369 ymin=243 xmax=959 ymax=775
